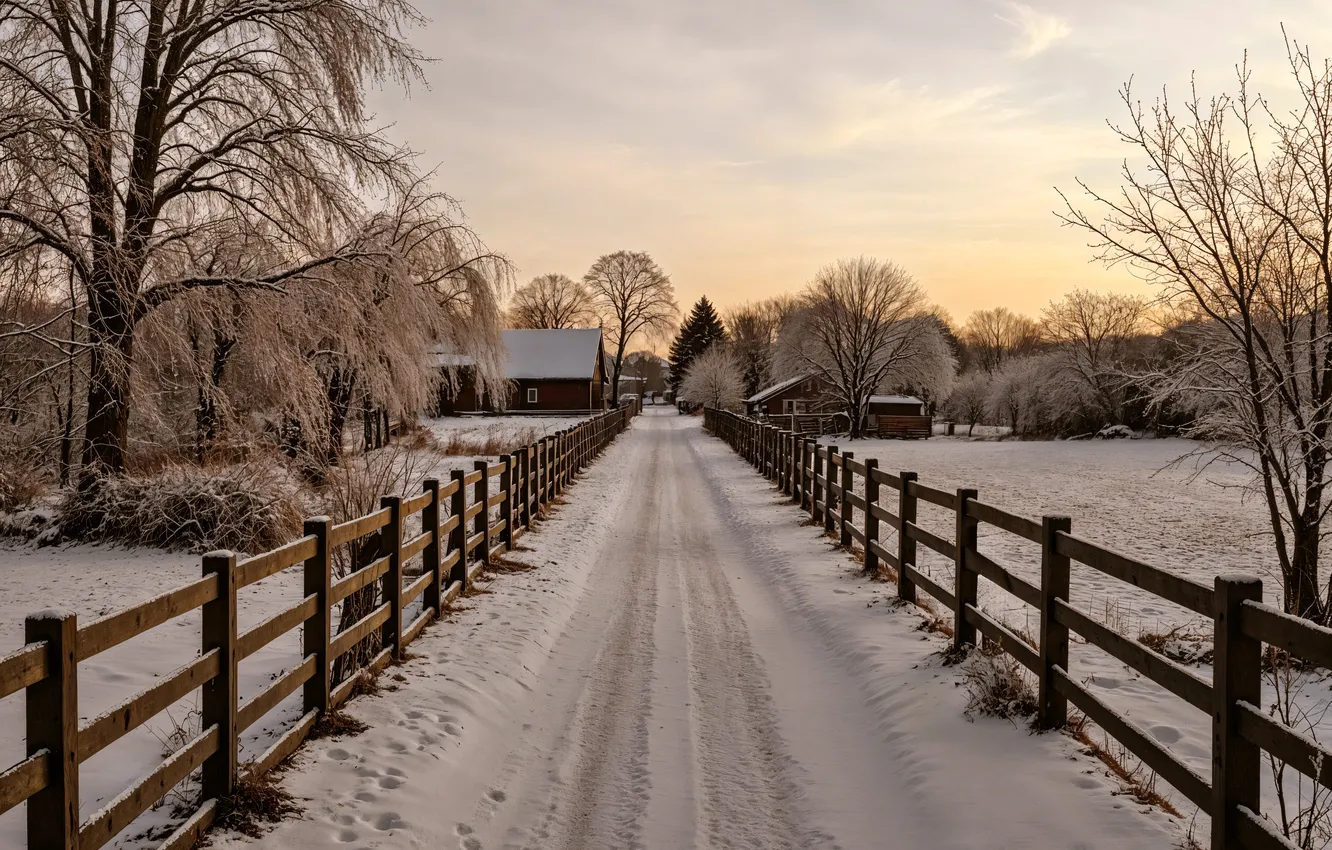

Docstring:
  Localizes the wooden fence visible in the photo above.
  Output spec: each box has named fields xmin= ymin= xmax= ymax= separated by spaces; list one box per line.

xmin=0 ymin=405 xmax=635 ymax=850
xmin=705 ymin=407 xmax=1330 ymax=850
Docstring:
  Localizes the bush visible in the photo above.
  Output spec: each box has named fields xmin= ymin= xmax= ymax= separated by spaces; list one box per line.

xmin=0 ymin=437 xmax=45 ymax=513
xmin=963 ymin=647 xmax=1038 ymax=722
xmin=57 ymin=461 xmax=304 ymax=554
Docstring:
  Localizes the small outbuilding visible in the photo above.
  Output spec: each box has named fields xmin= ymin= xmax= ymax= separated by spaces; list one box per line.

xmin=866 ymin=394 xmax=931 ymax=439
xmin=502 ymin=328 xmax=607 ymax=411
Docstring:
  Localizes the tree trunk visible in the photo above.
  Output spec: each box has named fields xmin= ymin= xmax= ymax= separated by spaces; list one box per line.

xmin=325 ymin=368 xmax=355 ymax=466
xmin=195 ymin=328 xmax=237 ymax=462
xmin=1288 ymin=516 xmax=1323 ymax=621
xmin=967 ymin=422 xmax=975 ymax=437
xmin=80 ymin=303 xmax=133 ymax=482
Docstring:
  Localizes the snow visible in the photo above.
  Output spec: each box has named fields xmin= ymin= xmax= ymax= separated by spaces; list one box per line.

xmin=808 ymin=432 xmax=1332 ymax=831
xmin=500 ymin=328 xmax=602 ymax=379
xmin=423 ymin=414 xmax=588 ymax=455
xmin=210 ymin=410 xmax=1179 ymax=849
xmin=0 ymin=542 xmax=307 ymax=848
xmin=0 ymin=415 xmax=591 ymax=849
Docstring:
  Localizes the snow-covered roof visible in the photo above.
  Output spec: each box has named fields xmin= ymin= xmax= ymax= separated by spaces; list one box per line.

xmin=501 ymin=328 xmax=603 ymax=380
xmin=868 ymin=394 xmax=924 ymax=406
xmin=746 ymin=373 xmax=813 ymax=404
xmin=432 ymin=348 xmax=475 ymax=369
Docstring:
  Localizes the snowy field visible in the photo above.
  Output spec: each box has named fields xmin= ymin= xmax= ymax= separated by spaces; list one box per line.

xmin=811 ymin=432 xmax=1324 ymax=833
xmin=0 ymin=414 xmax=591 ymax=849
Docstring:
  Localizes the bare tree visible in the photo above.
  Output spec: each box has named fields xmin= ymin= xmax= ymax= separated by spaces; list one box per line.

xmin=945 ymin=371 xmax=991 ymax=437
xmin=0 ymin=0 xmax=449 ymax=480
xmin=726 ymin=295 xmax=798 ymax=398
xmin=622 ymin=350 xmax=668 ymax=395
xmin=960 ymin=307 xmax=1043 ymax=374
xmin=1040 ymin=290 xmax=1148 ymax=427
xmin=774 ymin=257 xmax=955 ymax=439
xmin=680 ymin=344 xmax=745 ymax=412
xmin=584 ymin=251 xmax=678 ymax=406
xmin=507 ymin=273 xmax=596 ymax=329
xmin=1058 ymin=35 xmax=1332 ymax=619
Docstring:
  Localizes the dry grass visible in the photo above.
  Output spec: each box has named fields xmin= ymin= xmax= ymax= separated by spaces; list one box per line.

xmin=1066 ymin=713 xmax=1183 ymax=817
xmin=489 ymin=553 xmax=539 ymax=573
xmin=212 ymin=771 xmax=301 ymax=839
xmin=962 ymin=645 xmax=1038 ymax=721
xmin=1138 ymin=624 xmax=1213 ymax=666
xmin=308 ymin=709 xmax=370 ymax=741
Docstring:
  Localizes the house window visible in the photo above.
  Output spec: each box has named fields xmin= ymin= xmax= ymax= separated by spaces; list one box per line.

xmin=527 ymin=387 xmax=539 ymax=404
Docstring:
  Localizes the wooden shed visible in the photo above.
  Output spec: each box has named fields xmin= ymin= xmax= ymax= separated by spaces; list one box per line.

xmin=866 ymin=394 xmax=931 ymax=439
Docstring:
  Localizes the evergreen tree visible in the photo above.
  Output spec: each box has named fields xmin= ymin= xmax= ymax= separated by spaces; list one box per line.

xmin=668 ymin=297 xmax=728 ymax=393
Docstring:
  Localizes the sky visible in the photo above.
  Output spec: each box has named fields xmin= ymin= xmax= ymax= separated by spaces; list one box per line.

xmin=368 ymin=0 xmax=1332 ymax=323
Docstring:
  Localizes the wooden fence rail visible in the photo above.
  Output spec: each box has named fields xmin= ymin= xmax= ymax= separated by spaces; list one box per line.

xmin=704 ymin=407 xmax=1313 ymax=850
xmin=0 ymin=405 xmax=635 ymax=850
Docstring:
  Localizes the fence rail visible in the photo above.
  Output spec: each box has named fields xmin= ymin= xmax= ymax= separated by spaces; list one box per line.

xmin=0 ymin=405 xmax=635 ymax=850
xmin=704 ymin=407 xmax=1321 ymax=850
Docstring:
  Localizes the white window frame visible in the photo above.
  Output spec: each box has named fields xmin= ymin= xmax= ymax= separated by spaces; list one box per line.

xmin=527 ymin=387 xmax=539 ymax=404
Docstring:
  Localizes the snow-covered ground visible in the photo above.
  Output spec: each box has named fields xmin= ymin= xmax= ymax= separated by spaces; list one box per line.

xmin=807 ymin=432 xmax=1322 ymax=834
xmin=424 ymin=414 xmax=588 ymax=456
xmin=213 ymin=410 xmax=1179 ymax=849
xmin=0 ymin=415 xmax=592 ymax=849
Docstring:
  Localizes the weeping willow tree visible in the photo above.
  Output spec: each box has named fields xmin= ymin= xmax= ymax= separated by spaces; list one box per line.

xmin=0 ymin=0 xmax=441 ymax=482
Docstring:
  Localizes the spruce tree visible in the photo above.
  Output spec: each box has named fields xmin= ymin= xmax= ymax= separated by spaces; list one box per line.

xmin=669 ymin=296 xmax=728 ymax=393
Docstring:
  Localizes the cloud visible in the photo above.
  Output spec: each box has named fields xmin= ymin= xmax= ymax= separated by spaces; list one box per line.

xmin=997 ymin=2 xmax=1071 ymax=59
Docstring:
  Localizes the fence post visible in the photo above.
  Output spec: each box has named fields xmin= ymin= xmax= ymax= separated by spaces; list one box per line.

xmin=500 ymin=455 xmax=513 ymax=551
xmin=474 ymin=459 xmax=490 ymax=565
xmin=1212 ymin=575 xmax=1262 ymax=850
xmin=811 ymin=443 xmax=824 ymax=522
xmin=864 ymin=459 xmax=880 ymax=576
xmin=793 ymin=436 xmax=804 ymax=505
xmin=381 ymin=495 xmax=404 ymax=659
xmin=302 ymin=517 xmax=333 ymax=716
xmin=824 ymin=445 xmax=839 ymax=535
xmin=840 ymin=451 xmax=855 ymax=547
xmin=777 ymin=436 xmax=788 ymax=495
xmin=421 ymin=481 xmax=442 ymax=616
xmin=953 ymin=488 xmax=979 ymax=650
xmin=449 ymin=469 xmax=468 ymax=594
xmin=25 ymin=609 xmax=78 ymax=850
xmin=518 ymin=448 xmax=530 ymax=532
xmin=1038 ymin=515 xmax=1072 ymax=729
xmin=898 ymin=472 xmax=918 ymax=604
xmin=200 ymin=550 xmax=237 ymax=801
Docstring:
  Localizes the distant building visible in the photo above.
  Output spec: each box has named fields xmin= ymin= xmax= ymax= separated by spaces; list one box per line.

xmin=743 ymin=375 xmax=930 ymax=438
xmin=434 ymin=328 xmax=609 ymax=413
xmin=744 ymin=373 xmax=823 ymax=418
xmin=503 ymin=328 xmax=607 ymax=411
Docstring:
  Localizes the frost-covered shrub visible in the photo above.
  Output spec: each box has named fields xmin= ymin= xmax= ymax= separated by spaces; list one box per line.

xmin=57 ymin=462 xmax=304 ymax=554
xmin=963 ymin=647 xmax=1038 ymax=722
xmin=0 ymin=435 xmax=45 ymax=512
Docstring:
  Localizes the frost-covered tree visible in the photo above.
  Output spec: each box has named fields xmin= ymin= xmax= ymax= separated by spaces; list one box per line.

xmin=0 ymin=0 xmax=433 ymax=480
xmin=507 ymin=274 xmax=596 ymax=329
xmin=1041 ymin=290 xmax=1147 ymax=428
xmin=680 ymin=345 xmax=745 ymax=412
xmin=584 ymin=251 xmax=678 ymax=406
xmin=1059 ymin=36 xmax=1332 ymax=618
xmin=945 ymin=371 xmax=991 ymax=437
xmin=774 ymin=257 xmax=955 ymax=439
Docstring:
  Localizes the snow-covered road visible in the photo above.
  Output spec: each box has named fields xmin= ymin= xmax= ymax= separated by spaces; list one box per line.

xmin=229 ymin=408 xmax=1178 ymax=850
